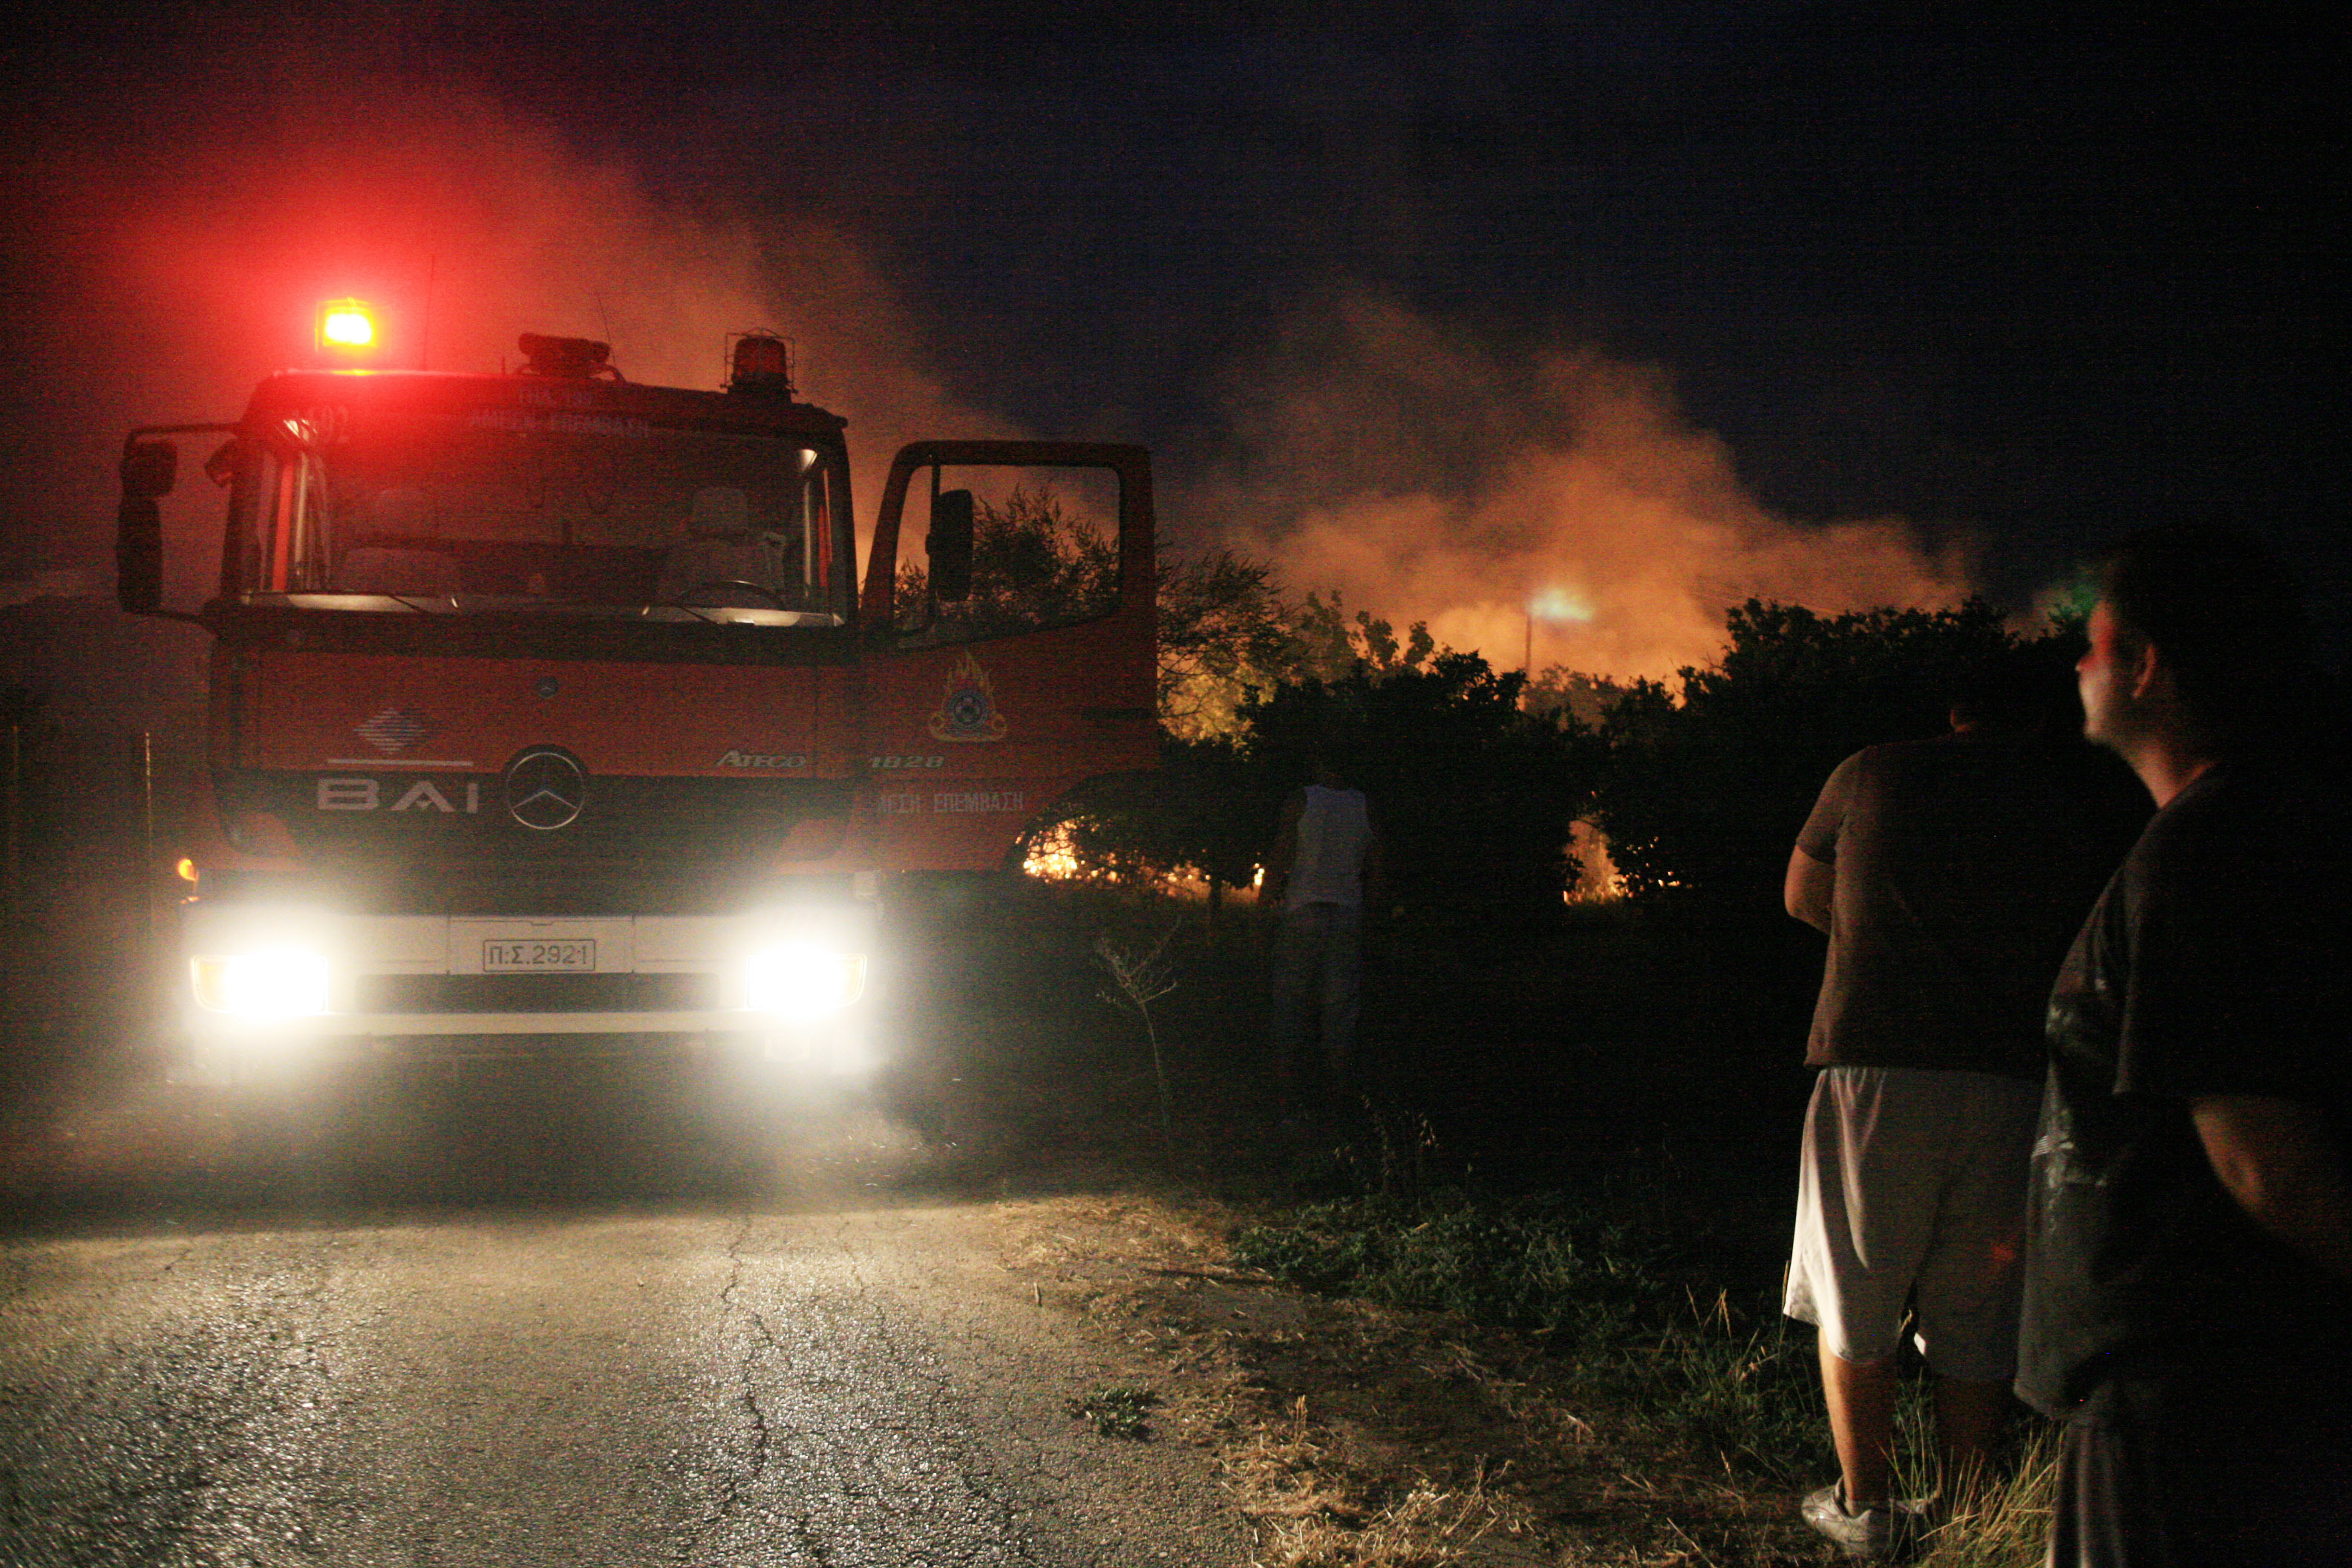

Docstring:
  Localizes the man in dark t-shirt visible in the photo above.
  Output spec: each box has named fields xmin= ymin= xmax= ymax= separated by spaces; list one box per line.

xmin=1797 ymin=730 xmax=2143 ymax=1082
xmin=2020 ymin=528 xmax=2352 ymax=1566
xmin=1783 ymin=659 xmax=2143 ymax=1557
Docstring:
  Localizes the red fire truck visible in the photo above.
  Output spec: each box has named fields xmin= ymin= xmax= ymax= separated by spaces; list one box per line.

xmin=115 ymin=307 xmax=1154 ymax=1083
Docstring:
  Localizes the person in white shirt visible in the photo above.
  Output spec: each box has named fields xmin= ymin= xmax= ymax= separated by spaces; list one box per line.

xmin=1262 ymin=751 xmax=1385 ymax=1111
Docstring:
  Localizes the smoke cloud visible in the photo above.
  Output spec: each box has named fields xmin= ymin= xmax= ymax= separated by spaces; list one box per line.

xmin=1206 ymin=294 xmax=1975 ymax=682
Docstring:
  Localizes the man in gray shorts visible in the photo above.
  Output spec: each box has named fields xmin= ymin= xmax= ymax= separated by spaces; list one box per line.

xmin=1783 ymin=653 xmax=2143 ymax=1557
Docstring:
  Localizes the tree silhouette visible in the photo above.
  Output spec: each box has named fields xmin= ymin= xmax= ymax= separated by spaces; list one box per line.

xmin=1593 ymin=598 xmax=2083 ymax=903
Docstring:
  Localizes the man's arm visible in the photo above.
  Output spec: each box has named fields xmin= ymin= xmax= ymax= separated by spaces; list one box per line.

xmin=2192 ymin=1094 xmax=2352 ymax=1281
xmin=1785 ymin=846 xmax=1834 ymax=933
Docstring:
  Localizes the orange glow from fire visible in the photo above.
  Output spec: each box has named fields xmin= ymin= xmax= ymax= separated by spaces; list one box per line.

xmin=1022 ymin=821 xmax=1087 ymax=881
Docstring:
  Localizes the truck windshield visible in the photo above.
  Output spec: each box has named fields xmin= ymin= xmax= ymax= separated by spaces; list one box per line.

xmin=225 ymin=406 xmax=853 ymax=625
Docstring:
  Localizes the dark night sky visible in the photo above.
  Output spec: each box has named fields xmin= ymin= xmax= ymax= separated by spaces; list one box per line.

xmin=1 ymin=1 xmax=2343 ymax=693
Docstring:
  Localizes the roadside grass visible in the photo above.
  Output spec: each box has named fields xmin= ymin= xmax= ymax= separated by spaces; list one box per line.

xmin=1230 ymin=1186 xmax=1830 ymax=1489
xmin=1895 ymin=1412 xmax=2058 ymax=1568
xmin=1232 ymin=1397 xmax=1512 ymax=1568
xmin=1227 ymin=1154 xmax=2059 ymax=1566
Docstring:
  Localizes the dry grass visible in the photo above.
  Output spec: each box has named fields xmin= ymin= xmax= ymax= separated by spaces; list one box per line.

xmin=1232 ymin=1396 xmax=1520 ymax=1567
xmin=1903 ymin=1428 xmax=2059 ymax=1568
xmin=993 ymin=1192 xmax=1833 ymax=1566
xmin=990 ymin=1181 xmax=2093 ymax=1567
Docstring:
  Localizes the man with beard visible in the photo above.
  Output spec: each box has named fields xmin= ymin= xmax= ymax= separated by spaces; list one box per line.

xmin=2020 ymin=526 xmax=2352 ymax=1566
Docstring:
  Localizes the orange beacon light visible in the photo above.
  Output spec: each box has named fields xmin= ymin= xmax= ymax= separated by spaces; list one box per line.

xmin=315 ymin=298 xmax=379 ymax=353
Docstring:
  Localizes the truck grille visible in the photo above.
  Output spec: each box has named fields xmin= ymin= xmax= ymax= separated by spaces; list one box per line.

xmin=353 ymin=973 xmax=731 ymax=1014
xmin=199 ymin=865 xmax=857 ymax=915
xmin=215 ymin=770 xmax=854 ymax=893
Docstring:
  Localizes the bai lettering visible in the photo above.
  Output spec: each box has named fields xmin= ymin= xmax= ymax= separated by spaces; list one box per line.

xmin=317 ymin=777 xmax=481 ymax=814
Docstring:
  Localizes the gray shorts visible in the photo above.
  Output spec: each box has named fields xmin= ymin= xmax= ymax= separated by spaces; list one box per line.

xmin=1783 ymin=1065 xmax=2040 ymax=1381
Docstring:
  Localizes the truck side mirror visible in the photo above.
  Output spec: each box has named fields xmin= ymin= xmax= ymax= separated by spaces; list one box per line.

xmin=928 ymin=489 xmax=974 ymax=604
xmin=117 ymin=439 xmax=177 ymax=615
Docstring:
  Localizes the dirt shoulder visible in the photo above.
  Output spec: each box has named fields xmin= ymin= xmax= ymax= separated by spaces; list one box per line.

xmin=984 ymin=1188 xmax=1825 ymax=1568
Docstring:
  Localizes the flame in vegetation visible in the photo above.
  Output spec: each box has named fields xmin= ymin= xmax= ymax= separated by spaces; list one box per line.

xmin=1212 ymin=295 xmax=1974 ymax=682
xmin=1022 ymin=820 xmax=1090 ymax=882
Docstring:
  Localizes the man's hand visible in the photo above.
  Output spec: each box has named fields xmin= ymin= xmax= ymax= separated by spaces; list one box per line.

xmin=2193 ymin=1094 xmax=2352 ymax=1281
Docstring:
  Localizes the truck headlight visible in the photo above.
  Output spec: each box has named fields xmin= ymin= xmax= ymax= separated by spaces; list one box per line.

xmin=190 ymin=949 xmax=331 ymax=1017
xmin=742 ymin=944 xmax=865 ymax=1016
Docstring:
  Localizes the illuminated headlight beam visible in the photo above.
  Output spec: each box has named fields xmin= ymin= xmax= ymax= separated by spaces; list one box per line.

xmin=190 ymin=949 xmax=332 ymax=1017
xmin=742 ymin=944 xmax=866 ymax=1017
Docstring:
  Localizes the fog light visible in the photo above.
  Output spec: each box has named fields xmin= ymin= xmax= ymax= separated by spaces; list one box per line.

xmin=190 ymin=949 xmax=331 ymax=1016
xmin=742 ymin=944 xmax=865 ymax=1016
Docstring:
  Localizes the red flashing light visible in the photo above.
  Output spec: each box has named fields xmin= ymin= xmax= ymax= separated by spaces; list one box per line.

xmin=728 ymin=333 xmax=793 ymax=393
xmin=316 ymin=298 xmax=379 ymax=353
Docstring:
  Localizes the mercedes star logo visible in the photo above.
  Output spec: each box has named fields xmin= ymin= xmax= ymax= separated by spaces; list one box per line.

xmin=503 ymin=747 xmax=587 ymax=831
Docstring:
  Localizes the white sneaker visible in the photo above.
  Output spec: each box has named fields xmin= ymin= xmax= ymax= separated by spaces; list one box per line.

xmin=1800 ymin=1482 xmax=1916 ymax=1561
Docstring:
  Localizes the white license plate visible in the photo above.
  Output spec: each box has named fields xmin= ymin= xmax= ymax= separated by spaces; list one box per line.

xmin=482 ymin=939 xmax=598 ymax=972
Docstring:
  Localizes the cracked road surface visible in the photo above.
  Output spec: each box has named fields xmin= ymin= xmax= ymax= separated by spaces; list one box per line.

xmin=0 ymin=1201 xmax=1250 ymax=1566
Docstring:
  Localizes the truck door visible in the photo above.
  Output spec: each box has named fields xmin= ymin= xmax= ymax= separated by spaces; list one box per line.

xmin=856 ymin=442 xmax=1155 ymax=872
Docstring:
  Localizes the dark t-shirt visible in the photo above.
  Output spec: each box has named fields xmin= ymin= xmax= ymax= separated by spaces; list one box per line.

xmin=1797 ymin=734 xmax=2146 ymax=1077
xmin=2016 ymin=762 xmax=2352 ymax=1416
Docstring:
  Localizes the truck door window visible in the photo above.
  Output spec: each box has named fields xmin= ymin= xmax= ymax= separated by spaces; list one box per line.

xmin=894 ymin=465 xmax=1120 ymax=644
xmin=804 ymin=454 xmax=835 ymax=595
xmin=236 ymin=435 xmax=334 ymax=592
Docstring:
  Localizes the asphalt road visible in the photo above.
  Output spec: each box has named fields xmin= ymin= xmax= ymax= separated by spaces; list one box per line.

xmin=0 ymin=1072 xmax=1251 ymax=1568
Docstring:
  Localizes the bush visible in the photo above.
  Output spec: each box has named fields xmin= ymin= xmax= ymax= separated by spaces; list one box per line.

xmin=1242 ymin=651 xmax=1601 ymax=918
xmin=1595 ymin=599 xmax=2083 ymax=904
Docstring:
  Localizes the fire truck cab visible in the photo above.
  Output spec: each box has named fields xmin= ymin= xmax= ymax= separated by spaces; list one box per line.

xmin=117 ymin=323 xmax=1154 ymax=1084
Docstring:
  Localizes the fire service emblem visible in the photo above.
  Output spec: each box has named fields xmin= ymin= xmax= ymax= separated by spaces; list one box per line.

xmin=926 ymin=653 xmax=1008 ymax=743
xmin=503 ymin=747 xmax=588 ymax=831
xmin=356 ymin=706 xmax=438 ymax=756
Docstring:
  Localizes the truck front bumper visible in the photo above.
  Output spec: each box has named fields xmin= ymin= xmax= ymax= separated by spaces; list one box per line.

xmin=176 ymin=903 xmax=877 ymax=1060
